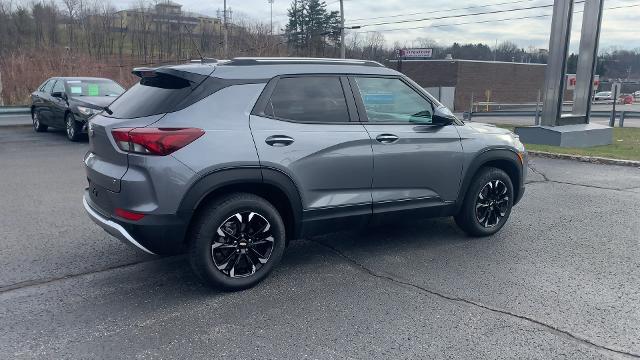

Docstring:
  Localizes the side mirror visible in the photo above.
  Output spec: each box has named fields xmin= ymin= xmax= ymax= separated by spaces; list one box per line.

xmin=431 ymin=106 xmax=456 ymax=126
xmin=51 ymin=92 xmax=66 ymax=100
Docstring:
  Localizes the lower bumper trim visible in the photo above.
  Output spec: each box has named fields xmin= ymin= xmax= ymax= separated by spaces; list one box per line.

xmin=83 ymin=195 xmax=156 ymax=255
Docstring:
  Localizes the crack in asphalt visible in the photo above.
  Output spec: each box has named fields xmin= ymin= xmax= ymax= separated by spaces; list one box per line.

xmin=527 ymin=164 xmax=640 ymax=193
xmin=0 ymin=257 xmax=178 ymax=295
xmin=311 ymin=239 xmax=640 ymax=359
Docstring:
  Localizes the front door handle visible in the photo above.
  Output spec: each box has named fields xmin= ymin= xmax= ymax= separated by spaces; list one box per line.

xmin=265 ymin=135 xmax=294 ymax=147
xmin=376 ymin=134 xmax=399 ymax=144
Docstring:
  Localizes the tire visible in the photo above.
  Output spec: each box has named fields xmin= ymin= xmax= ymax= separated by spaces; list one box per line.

xmin=188 ymin=193 xmax=286 ymax=291
xmin=32 ymin=111 xmax=48 ymax=132
xmin=65 ymin=113 xmax=82 ymax=142
xmin=455 ymin=167 xmax=514 ymax=237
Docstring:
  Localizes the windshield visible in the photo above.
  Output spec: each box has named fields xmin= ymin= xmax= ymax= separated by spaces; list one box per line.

xmin=64 ymin=79 xmax=125 ymax=97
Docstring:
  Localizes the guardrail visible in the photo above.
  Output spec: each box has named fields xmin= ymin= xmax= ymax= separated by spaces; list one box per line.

xmin=0 ymin=106 xmax=30 ymax=115
xmin=463 ymin=110 xmax=640 ymax=127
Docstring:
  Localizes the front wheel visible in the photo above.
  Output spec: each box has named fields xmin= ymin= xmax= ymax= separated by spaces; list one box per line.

xmin=455 ymin=167 xmax=514 ymax=237
xmin=65 ymin=113 xmax=82 ymax=142
xmin=188 ymin=193 xmax=286 ymax=291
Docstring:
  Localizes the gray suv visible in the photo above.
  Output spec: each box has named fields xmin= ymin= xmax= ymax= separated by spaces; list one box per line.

xmin=83 ymin=58 xmax=526 ymax=290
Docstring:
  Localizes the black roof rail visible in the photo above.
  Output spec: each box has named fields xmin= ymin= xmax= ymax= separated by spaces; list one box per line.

xmin=223 ymin=57 xmax=384 ymax=67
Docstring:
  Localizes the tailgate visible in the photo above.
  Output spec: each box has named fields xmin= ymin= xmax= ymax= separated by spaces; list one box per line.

xmin=84 ymin=113 xmax=164 ymax=192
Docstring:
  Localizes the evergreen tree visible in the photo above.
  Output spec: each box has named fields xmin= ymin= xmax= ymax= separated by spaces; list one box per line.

xmin=285 ymin=0 xmax=340 ymax=56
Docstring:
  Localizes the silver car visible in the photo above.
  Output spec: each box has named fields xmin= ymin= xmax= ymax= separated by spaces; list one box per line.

xmin=83 ymin=57 xmax=527 ymax=290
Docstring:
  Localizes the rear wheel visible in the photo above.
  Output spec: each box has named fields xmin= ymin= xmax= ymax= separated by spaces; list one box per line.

xmin=188 ymin=193 xmax=286 ymax=290
xmin=32 ymin=111 xmax=48 ymax=132
xmin=65 ymin=113 xmax=82 ymax=142
xmin=455 ymin=167 xmax=514 ymax=237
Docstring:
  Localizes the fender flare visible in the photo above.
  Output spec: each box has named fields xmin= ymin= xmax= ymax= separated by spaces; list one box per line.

xmin=456 ymin=148 xmax=524 ymax=211
xmin=177 ymin=166 xmax=304 ymax=239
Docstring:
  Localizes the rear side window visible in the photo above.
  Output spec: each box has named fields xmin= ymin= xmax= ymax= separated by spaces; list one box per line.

xmin=265 ymin=77 xmax=350 ymax=123
xmin=106 ymin=74 xmax=195 ymax=119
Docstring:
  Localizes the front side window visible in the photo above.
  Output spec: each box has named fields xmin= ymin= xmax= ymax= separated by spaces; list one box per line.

xmin=265 ymin=76 xmax=350 ymax=123
xmin=353 ymin=77 xmax=433 ymax=124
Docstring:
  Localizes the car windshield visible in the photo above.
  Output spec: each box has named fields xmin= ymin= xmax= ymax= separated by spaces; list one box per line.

xmin=64 ymin=79 xmax=124 ymax=97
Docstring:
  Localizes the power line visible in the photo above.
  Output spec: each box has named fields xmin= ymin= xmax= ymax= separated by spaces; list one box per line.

xmin=347 ymin=0 xmax=540 ymax=22
xmin=351 ymin=2 xmax=640 ymax=34
xmin=349 ymin=2 xmax=571 ymax=28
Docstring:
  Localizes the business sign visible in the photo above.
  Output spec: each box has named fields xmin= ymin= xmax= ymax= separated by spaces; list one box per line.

xmin=566 ymin=74 xmax=600 ymax=90
xmin=397 ymin=48 xmax=433 ymax=59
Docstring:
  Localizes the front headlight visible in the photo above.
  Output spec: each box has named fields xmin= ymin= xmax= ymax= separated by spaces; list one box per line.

xmin=77 ymin=106 xmax=96 ymax=116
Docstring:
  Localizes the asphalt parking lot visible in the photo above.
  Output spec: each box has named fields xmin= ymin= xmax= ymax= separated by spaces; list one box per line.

xmin=1 ymin=125 xmax=639 ymax=359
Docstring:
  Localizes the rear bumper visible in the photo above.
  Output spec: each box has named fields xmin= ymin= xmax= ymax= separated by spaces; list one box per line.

xmin=83 ymin=194 xmax=156 ymax=254
xmin=83 ymin=190 xmax=190 ymax=255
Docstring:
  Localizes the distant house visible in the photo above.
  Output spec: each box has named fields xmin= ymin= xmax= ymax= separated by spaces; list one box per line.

xmin=115 ymin=1 xmax=221 ymax=33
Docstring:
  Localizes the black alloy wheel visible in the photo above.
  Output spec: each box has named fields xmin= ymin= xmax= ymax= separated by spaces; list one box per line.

xmin=455 ymin=167 xmax=514 ymax=237
xmin=475 ymin=180 xmax=509 ymax=228
xmin=212 ymin=211 xmax=275 ymax=278
xmin=189 ymin=193 xmax=286 ymax=290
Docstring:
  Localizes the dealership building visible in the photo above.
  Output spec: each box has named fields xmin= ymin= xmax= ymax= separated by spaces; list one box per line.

xmin=388 ymin=59 xmax=556 ymax=112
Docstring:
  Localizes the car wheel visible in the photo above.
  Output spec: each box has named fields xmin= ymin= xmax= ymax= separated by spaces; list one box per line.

xmin=455 ymin=167 xmax=514 ymax=237
xmin=65 ymin=113 xmax=82 ymax=142
xmin=188 ymin=193 xmax=286 ymax=291
xmin=32 ymin=111 xmax=48 ymax=132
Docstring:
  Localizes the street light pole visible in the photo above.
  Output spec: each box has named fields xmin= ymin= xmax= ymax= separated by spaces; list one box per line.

xmin=223 ymin=0 xmax=228 ymax=58
xmin=268 ymin=0 xmax=274 ymax=35
xmin=339 ymin=0 xmax=345 ymax=59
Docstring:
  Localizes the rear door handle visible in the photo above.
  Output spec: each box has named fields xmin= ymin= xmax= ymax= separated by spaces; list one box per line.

xmin=265 ymin=135 xmax=294 ymax=147
xmin=376 ymin=134 xmax=399 ymax=144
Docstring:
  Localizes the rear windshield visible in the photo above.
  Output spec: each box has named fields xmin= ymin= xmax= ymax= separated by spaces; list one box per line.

xmin=65 ymin=79 xmax=124 ymax=97
xmin=106 ymin=74 xmax=195 ymax=119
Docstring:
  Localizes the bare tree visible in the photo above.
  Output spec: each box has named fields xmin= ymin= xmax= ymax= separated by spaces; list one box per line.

xmin=62 ymin=0 xmax=79 ymax=49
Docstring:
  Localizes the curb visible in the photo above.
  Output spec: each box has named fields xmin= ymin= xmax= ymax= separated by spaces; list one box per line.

xmin=528 ymin=150 xmax=640 ymax=168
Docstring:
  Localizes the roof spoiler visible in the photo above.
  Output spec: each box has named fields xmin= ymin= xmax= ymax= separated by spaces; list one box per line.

xmin=132 ymin=67 xmax=209 ymax=85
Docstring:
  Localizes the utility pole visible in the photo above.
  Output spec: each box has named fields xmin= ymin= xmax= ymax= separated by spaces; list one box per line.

xmin=268 ymin=0 xmax=274 ymax=35
xmin=339 ymin=0 xmax=345 ymax=59
xmin=223 ymin=0 xmax=228 ymax=58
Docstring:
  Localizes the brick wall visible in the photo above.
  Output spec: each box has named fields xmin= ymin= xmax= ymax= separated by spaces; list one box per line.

xmin=455 ymin=61 xmax=546 ymax=111
xmin=390 ymin=60 xmax=459 ymax=87
xmin=385 ymin=60 xmax=586 ymax=111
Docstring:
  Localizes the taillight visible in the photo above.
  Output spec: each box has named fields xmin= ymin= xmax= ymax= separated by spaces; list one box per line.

xmin=111 ymin=128 xmax=204 ymax=156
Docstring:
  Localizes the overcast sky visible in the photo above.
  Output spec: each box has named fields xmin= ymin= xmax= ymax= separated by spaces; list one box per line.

xmin=112 ymin=0 xmax=640 ymax=51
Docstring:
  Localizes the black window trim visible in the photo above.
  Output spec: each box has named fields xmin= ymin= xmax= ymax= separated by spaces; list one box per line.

xmin=348 ymin=74 xmax=440 ymax=125
xmin=251 ymin=74 xmax=360 ymax=125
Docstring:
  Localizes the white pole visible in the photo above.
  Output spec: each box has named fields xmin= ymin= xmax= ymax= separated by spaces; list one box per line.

xmin=223 ymin=0 xmax=228 ymax=57
xmin=339 ymin=0 xmax=345 ymax=59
